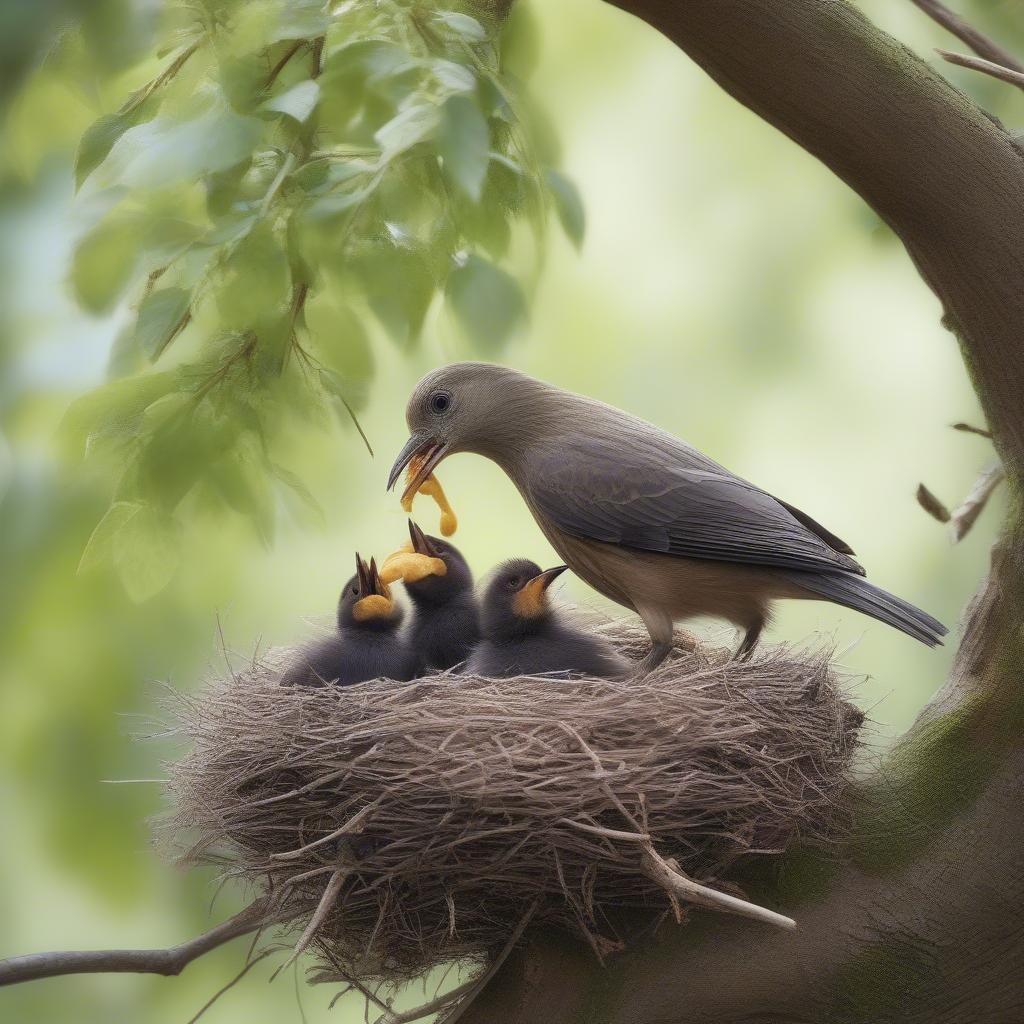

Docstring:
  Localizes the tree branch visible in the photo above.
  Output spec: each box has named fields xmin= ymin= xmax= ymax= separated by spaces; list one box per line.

xmin=0 ymin=899 xmax=282 ymax=987
xmin=907 ymin=0 xmax=1024 ymax=74
xmin=458 ymin=2 xmax=1024 ymax=1017
xmin=938 ymin=49 xmax=1024 ymax=93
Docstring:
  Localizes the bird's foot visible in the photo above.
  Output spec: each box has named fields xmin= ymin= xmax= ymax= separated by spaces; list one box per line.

xmin=632 ymin=641 xmax=672 ymax=679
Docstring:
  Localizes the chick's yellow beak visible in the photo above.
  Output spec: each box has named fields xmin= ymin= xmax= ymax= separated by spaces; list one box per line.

xmin=352 ymin=556 xmax=395 ymax=621
xmin=512 ymin=565 xmax=569 ymax=619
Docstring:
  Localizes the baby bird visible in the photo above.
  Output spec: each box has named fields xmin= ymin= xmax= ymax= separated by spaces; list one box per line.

xmin=281 ymin=554 xmax=417 ymax=687
xmin=379 ymin=520 xmax=480 ymax=672
xmin=467 ymin=559 xmax=629 ymax=679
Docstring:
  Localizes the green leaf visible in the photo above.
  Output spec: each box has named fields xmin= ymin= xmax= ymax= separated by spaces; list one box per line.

xmin=437 ymin=95 xmax=489 ymax=202
xmin=60 ymin=373 xmax=178 ymax=457
xmin=432 ymin=59 xmax=476 ymax=94
xmin=304 ymin=288 xmax=374 ymax=383
xmin=271 ymin=0 xmax=330 ymax=42
xmin=446 ymin=254 xmax=526 ymax=351
xmin=545 ymin=169 xmax=585 ymax=248
xmin=99 ymin=98 xmax=263 ymax=189
xmin=270 ymin=461 xmax=324 ymax=521
xmin=375 ymin=103 xmax=439 ymax=161
xmin=355 ymin=245 xmax=435 ymax=347
xmin=79 ymin=499 xmax=183 ymax=602
xmin=434 ymin=11 xmax=487 ymax=41
xmin=113 ymin=503 xmax=182 ymax=602
xmin=71 ymin=214 xmax=140 ymax=313
xmin=75 ymin=113 xmax=133 ymax=189
xmin=135 ymin=288 xmax=191 ymax=360
xmin=262 ymin=79 xmax=320 ymax=123
xmin=78 ymin=502 xmax=144 ymax=575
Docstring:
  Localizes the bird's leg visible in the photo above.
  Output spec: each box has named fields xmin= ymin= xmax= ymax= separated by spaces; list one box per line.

xmin=734 ymin=617 xmax=764 ymax=662
xmin=634 ymin=641 xmax=673 ymax=677
xmin=634 ymin=604 xmax=674 ymax=677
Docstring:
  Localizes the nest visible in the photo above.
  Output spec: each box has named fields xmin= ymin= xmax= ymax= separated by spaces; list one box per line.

xmin=161 ymin=621 xmax=862 ymax=983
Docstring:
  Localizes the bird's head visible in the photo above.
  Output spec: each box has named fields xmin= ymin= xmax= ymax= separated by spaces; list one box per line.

xmin=379 ymin=520 xmax=473 ymax=604
xmin=338 ymin=554 xmax=403 ymax=631
xmin=479 ymin=559 xmax=568 ymax=639
xmin=387 ymin=362 xmax=555 ymax=498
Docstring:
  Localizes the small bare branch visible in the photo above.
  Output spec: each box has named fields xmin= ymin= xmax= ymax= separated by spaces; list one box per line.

xmin=952 ymin=422 xmax=993 ymax=439
xmin=908 ymin=0 xmax=1024 ymax=73
xmin=640 ymin=846 xmax=796 ymax=931
xmin=186 ymin=949 xmax=274 ymax=1024
xmin=917 ymin=483 xmax=951 ymax=524
xmin=950 ymin=463 xmax=1005 ymax=542
xmin=938 ymin=49 xmax=1024 ymax=93
xmin=0 ymin=899 xmax=282 ymax=987
xmin=278 ymin=866 xmax=348 ymax=972
xmin=439 ymin=902 xmax=539 ymax=1024
xmin=372 ymin=977 xmax=479 ymax=1024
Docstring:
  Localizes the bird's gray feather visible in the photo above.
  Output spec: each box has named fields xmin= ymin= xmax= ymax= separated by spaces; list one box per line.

xmin=525 ymin=434 xmax=864 ymax=576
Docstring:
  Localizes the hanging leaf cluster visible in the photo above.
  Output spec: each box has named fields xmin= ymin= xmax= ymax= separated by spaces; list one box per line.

xmin=62 ymin=0 xmax=582 ymax=599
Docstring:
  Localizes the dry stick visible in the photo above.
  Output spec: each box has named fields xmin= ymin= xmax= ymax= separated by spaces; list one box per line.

xmin=952 ymin=422 xmax=993 ymax=439
xmin=938 ymin=49 xmax=1024 ymax=93
xmin=916 ymin=483 xmax=951 ymax=524
xmin=278 ymin=866 xmax=349 ymax=972
xmin=270 ymin=802 xmax=377 ymax=860
xmin=0 ymin=899 xmax=280 ymax=987
xmin=185 ymin=948 xmax=274 ymax=1024
xmin=562 ymin=723 xmax=795 ymax=930
xmin=950 ymin=462 xmax=1006 ymax=542
xmin=371 ymin=977 xmax=479 ymax=1024
xmin=908 ymin=0 xmax=1024 ymax=73
xmin=640 ymin=846 xmax=796 ymax=931
xmin=437 ymin=901 xmax=540 ymax=1024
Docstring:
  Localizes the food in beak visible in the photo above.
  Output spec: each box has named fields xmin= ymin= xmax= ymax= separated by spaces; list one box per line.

xmin=352 ymin=554 xmax=394 ymax=621
xmin=400 ymin=454 xmax=458 ymax=537
xmin=379 ymin=521 xmax=447 ymax=585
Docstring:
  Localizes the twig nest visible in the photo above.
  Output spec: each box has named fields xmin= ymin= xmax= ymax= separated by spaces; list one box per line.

xmin=161 ymin=622 xmax=862 ymax=982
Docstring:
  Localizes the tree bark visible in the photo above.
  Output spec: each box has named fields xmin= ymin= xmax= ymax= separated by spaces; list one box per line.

xmin=460 ymin=3 xmax=1024 ymax=1021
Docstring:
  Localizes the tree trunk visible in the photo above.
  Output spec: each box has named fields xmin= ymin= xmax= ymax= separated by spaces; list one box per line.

xmin=461 ymin=3 xmax=1024 ymax=1020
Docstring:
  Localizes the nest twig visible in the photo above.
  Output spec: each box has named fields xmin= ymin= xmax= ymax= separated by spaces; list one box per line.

xmin=159 ymin=621 xmax=862 ymax=984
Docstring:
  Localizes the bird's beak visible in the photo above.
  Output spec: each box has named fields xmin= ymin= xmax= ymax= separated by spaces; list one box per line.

xmin=513 ymin=565 xmax=569 ymax=619
xmin=379 ymin=522 xmax=447 ymax=585
xmin=387 ymin=432 xmax=448 ymax=503
xmin=409 ymin=519 xmax=438 ymax=557
xmin=353 ymin=554 xmax=395 ymax=621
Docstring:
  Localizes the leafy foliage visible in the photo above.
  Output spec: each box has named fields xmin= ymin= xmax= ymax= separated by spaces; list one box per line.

xmin=63 ymin=0 xmax=576 ymax=598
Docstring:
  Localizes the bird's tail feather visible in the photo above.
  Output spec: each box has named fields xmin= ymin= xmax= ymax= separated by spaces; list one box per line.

xmin=781 ymin=571 xmax=948 ymax=647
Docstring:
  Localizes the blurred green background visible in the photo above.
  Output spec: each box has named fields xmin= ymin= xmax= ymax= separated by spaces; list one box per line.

xmin=1 ymin=0 xmax=1017 ymax=1021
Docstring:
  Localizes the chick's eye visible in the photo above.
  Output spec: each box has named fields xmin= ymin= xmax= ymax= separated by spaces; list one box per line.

xmin=506 ymin=576 xmax=520 ymax=589
xmin=429 ymin=391 xmax=451 ymax=415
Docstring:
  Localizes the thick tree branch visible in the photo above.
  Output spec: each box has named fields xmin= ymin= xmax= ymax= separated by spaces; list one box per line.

xmin=0 ymin=900 xmax=279 ymax=987
xmin=459 ymin=2 xmax=1024 ymax=1019
xmin=907 ymin=0 xmax=1024 ymax=74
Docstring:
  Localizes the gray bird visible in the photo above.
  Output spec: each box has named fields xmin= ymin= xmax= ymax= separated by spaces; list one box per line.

xmin=381 ymin=520 xmax=481 ymax=672
xmin=281 ymin=554 xmax=418 ymax=687
xmin=467 ymin=559 xmax=630 ymax=678
xmin=388 ymin=362 xmax=947 ymax=673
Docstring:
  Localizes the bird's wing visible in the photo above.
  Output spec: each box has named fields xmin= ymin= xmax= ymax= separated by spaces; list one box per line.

xmin=525 ymin=436 xmax=864 ymax=576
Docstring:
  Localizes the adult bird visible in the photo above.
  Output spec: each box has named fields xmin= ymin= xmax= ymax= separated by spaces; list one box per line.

xmin=281 ymin=554 xmax=417 ymax=687
xmin=387 ymin=362 xmax=947 ymax=673
xmin=379 ymin=520 xmax=480 ymax=672
xmin=467 ymin=559 xmax=629 ymax=678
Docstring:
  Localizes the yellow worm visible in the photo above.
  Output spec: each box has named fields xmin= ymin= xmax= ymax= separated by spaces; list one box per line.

xmin=401 ymin=464 xmax=458 ymax=536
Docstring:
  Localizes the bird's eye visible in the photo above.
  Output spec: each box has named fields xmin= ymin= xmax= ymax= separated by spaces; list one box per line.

xmin=429 ymin=391 xmax=452 ymax=415
xmin=506 ymin=576 xmax=520 ymax=589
